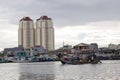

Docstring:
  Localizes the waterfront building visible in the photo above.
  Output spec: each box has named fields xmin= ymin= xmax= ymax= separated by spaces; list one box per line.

xmin=30 ymin=46 xmax=47 ymax=56
xmin=3 ymin=46 xmax=24 ymax=54
xmin=18 ymin=17 xmax=35 ymax=49
xmin=108 ymin=44 xmax=120 ymax=50
xmin=117 ymin=44 xmax=120 ymax=49
xmin=89 ymin=43 xmax=98 ymax=52
xmin=35 ymin=16 xmax=54 ymax=51
xmin=3 ymin=46 xmax=24 ymax=61
xmin=108 ymin=44 xmax=117 ymax=50
xmin=73 ymin=43 xmax=89 ymax=51
xmin=98 ymin=47 xmax=116 ymax=59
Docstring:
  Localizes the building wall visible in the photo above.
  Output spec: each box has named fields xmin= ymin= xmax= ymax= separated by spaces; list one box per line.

xmin=73 ymin=43 xmax=89 ymax=51
xmin=35 ymin=16 xmax=54 ymax=51
xmin=30 ymin=46 xmax=46 ymax=55
xmin=18 ymin=17 xmax=35 ymax=49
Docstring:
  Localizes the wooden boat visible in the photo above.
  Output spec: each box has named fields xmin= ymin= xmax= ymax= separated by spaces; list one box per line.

xmin=60 ymin=57 xmax=101 ymax=65
xmin=58 ymin=53 xmax=102 ymax=65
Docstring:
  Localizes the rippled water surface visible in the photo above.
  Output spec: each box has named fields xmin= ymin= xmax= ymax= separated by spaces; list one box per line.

xmin=0 ymin=60 xmax=120 ymax=80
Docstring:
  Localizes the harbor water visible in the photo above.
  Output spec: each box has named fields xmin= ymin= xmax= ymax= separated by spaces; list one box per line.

xmin=0 ymin=60 xmax=120 ymax=80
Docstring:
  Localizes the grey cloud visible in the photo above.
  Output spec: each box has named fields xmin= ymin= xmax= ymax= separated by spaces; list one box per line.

xmin=78 ymin=33 xmax=88 ymax=40
xmin=0 ymin=30 xmax=17 ymax=49
xmin=0 ymin=0 xmax=120 ymax=49
xmin=0 ymin=0 xmax=120 ymax=27
xmin=78 ymin=32 xmax=106 ymax=40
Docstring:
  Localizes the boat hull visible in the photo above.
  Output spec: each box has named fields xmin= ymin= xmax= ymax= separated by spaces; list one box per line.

xmin=60 ymin=59 xmax=101 ymax=65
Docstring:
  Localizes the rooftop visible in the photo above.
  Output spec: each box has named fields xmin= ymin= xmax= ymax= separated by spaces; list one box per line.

xmin=74 ymin=43 xmax=89 ymax=47
xmin=37 ymin=15 xmax=52 ymax=21
xmin=20 ymin=17 xmax=33 ymax=21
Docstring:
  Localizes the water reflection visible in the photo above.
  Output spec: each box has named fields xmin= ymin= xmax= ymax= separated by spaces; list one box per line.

xmin=0 ymin=61 xmax=120 ymax=80
xmin=18 ymin=62 xmax=55 ymax=80
xmin=19 ymin=73 xmax=55 ymax=80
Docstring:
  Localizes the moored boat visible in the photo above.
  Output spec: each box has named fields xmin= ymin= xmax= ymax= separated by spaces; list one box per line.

xmin=58 ymin=53 xmax=101 ymax=65
xmin=60 ymin=58 xmax=101 ymax=64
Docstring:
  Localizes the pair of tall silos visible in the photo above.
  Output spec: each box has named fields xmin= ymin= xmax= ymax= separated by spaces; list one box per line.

xmin=18 ymin=16 xmax=54 ymax=51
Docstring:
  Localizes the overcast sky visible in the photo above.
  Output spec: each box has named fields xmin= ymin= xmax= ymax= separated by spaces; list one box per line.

xmin=0 ymin=0 xmax=120 ymax=50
